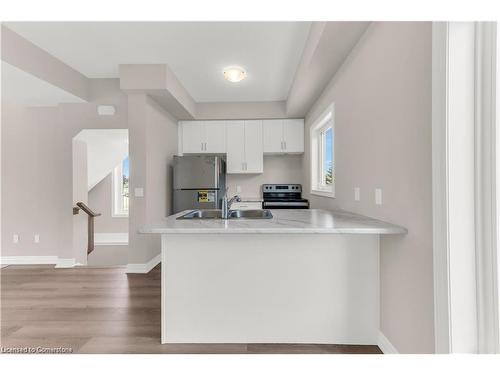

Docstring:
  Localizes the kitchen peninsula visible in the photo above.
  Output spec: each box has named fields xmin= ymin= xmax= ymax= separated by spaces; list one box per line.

xmin=141 ymin=209 xmax=407 ymax=344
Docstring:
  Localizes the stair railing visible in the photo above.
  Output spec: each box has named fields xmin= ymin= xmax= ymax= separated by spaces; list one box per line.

xmin=73 ymin=202 xmax=101 ymax=255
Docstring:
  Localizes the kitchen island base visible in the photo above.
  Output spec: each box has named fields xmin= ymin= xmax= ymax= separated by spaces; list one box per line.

xmin=161 ymin=233 xmax=380 ymax=344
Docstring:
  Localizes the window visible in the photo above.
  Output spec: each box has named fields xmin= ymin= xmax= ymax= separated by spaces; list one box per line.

xmin=310 ymin=104 xmax=335 ymax=197
xmin=112 ymin=156 xmax=129 ymax=217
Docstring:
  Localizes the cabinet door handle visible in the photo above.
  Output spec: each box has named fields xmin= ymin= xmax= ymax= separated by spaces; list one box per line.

xmin=281 ymin=141 xmax=283 ymax=150
xmin=204 ymin=142 xmax=207 ymax=151
xmin=284 ymin=141 xmax=286 ymax=150
xmin=201 ymin=142 xmax=204 ymax=151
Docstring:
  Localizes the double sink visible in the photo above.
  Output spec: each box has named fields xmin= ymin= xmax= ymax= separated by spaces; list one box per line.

xmin=177 ymin=209 xmax=273 ymax=220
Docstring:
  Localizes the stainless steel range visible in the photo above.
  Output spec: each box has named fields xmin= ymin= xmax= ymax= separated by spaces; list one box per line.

xmin=262 ymin=184 xmax=309 ymax=209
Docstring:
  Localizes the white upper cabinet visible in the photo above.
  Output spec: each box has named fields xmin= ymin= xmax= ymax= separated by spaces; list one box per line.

xmin=243 ymin=120 xmax=263 ymax=173
xmin=181 ymin=121 xmax=226 ymax=154
xmin=179 ymin=118 xmax=302 ymax=173
xmin=226 ymin=121 xmax=245 ymax=173
xmin=204 ymin=121 xmax=226 ymax=153
xmin=262 ymin=119 xmax=304 ymax=154
xmin=181 ymin=121 xmax=205 ymax=153
xmin=226 ymin=120 xmax=263 ymax=174
xmin=283 ymin=119 xmax=304 ymax=153
xmin=263 ymin=119 xmax=284 ymax=153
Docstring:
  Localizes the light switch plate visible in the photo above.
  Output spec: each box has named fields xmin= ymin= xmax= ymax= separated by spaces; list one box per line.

xmin=34 ymin=234 xmax=40 ymax=243
xmin=375 ymin=188 xmax=382 ymax=205
xmin=236 ymin=185 xmax=242 ymax=193
xmin=13 ymin=234 xmax=19 ymax=244
xmin=134 ymin=187 xmax=144 ymax=197
xmin=354 ymin=187 xmax=360 ymax=201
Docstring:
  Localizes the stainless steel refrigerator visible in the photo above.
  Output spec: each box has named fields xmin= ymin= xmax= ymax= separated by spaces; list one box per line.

xmin=173 ymin=155 xmax=226 ymax=213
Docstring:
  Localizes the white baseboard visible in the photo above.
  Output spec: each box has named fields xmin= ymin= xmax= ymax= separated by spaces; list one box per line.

xmin=378 ymin=331 xmax=399 ymax=354
xmin=0 ymin=256 xmax=59 ymax=265
xmin=95 ymin=232 xmax=128 ymax=246
xmin=126 ymin=253 xmax=161 ymax=273
xmin=1 ymin=256 xmax=77 ymax=268
xmin=55 ymin=258 xmax=77 ymax=268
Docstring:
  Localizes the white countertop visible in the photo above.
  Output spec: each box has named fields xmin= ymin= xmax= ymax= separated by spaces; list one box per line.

xmin=139 ymin=209 xmax=407 ymax=235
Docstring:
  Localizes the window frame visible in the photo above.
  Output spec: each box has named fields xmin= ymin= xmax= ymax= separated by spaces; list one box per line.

xmin=112 ymin=157 xmax=129 ymax=217
xmin=310 ymin=103 xmax=335 ymax=198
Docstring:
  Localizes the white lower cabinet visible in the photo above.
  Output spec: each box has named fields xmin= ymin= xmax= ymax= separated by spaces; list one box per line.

xmin=231 ymin=201 xmax=263 ymax=210
xmin=226 ymin=120 xmax=263 ymax=174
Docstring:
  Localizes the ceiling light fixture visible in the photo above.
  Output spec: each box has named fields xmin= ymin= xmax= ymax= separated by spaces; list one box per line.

xmin=223 ymin=66 xmax=247 ymax=83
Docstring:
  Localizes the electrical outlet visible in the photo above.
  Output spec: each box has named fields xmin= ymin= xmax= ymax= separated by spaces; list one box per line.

xmin=375 ymin=188 xmax=382 ymax=205
xmin=236 ymin=185 xmax=242 ymax=194
xmin=354 ymin=187 xmax=360 ymax=201
xmin=34 ymin=234 xmax=40 ymax=243
xmin=13 ymin=234 xmax=19 ymax=244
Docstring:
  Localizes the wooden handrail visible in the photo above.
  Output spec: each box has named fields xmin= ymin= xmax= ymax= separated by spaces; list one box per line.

xmin=73 ymin=202 xmax=101 ymax=255
xmin=75 ymin=202 xmax=101 ymax=217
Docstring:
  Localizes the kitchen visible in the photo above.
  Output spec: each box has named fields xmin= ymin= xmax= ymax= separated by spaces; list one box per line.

xmin=142 ymin=114 xmax=407 ymax=345
xmin=2 ymin=3 xmax=500 ymax=375
xmin=1 ymin=20 xmax=437 ymax=355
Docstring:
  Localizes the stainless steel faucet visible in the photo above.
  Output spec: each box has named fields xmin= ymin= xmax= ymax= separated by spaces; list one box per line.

xmin=221 ymin=189 xmax=241 ymax=219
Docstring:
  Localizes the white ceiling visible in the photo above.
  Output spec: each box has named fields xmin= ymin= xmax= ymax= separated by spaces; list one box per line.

xmin=1 ymin=61 xmax=85 ymax=106
xmin=4 ymin=22 xmax=311 ymax=103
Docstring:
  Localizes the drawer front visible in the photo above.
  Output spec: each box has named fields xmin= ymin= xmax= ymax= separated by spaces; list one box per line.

xmin=231 ymin=202 xmax=263 ymax=210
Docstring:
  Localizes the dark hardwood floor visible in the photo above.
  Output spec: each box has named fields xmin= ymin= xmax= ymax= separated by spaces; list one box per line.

xmin=0 ymin=265 xmax=382 ymax=354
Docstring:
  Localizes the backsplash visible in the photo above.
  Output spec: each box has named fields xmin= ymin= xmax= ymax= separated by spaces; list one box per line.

xmin=226 ymin=155 xmax=304 ymax=198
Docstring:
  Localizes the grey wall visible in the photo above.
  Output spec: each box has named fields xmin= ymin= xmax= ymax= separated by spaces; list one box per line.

xmin=2 ymin=79 xmax=177 ymax=266
xmin=88 ymin=173 xmax=128 ymax=234
xmin=146 ymin=98 xmax=178 ymax=223
xmin=226 ymin=155 xmax=304 ymax=198
xmin=302 ymin=22 xmax=434 ymax=353
xmin=195 ymin=101 xmax=287 ymax=120
xmin=128 ymin=94 xmax=178 ymax=264
xmin=1 ymin=79 xmax=128 ymax=259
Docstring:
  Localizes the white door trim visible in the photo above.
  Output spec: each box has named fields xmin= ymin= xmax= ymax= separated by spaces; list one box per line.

xmin=432 ymin=21 xmax=500 ymax=354
xmin=474 ymin=21 xmax=499 ymax=354
xmin=432 ymin=21 xmax=452 ymax=354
